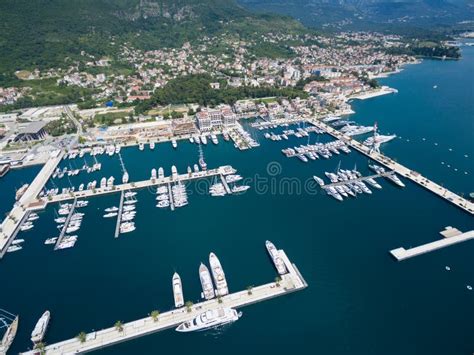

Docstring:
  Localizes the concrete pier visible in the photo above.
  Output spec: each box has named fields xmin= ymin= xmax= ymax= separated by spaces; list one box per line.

xmin=390 ymin=229 xmax=474 ymax=261
xmin=220 ymin=174 xmax=232 ymax=194
xmin=44 ymin=165 xmax=236 ymax=204
xmin=0 ymin=152 xmax=64 ymax=259
xmin=21 ymin=249 xmax=307 ymax=355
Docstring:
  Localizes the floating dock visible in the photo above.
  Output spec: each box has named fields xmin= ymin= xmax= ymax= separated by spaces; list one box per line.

xmin=321 ymin=172 xmax=393 ymax=188
xmin=54 ymin=198 xmax=78 ymax=250
xmin=390 ymin=228 xmax=474 ymax=261
xmin=20 ymin=249 xmax=307 ymax=354
xmin=220 ymin=174 xmax=232 ymax=194
xmin=114 ymin=191 xmax=125 ymax=239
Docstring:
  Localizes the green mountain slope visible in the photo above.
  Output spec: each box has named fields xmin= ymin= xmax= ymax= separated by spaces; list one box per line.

xmin=0 ymin=0 xmax=304 ymax=78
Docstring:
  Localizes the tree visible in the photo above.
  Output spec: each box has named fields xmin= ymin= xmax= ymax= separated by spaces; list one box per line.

xmin=115 ymin=320 xmax=124 ymax=332
xmin=150 ymin=310 xmax=160 ymax=322
xmin=246 ymin=285 xmax=253 ymax=295
xmin=275 ymin=276 xmax=282 ymax=287
xmin=35 ymin=341 xmax=46 ymax=353
xmin=217 ymin=296 xmax=223 ymax=304
xmin=76 ymin=331 xmax=87 ymax=343
xmin=185 ymin=301 xmax=193 ymax=313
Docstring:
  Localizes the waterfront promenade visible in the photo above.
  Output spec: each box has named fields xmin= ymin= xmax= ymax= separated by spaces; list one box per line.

xmin=21 ymin=249 xmax=307 ymax=354
xmin=0 ymin=151 xmax=63 ymax=258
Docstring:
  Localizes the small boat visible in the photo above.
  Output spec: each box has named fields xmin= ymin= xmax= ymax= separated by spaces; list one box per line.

xmin=175 ymin=308 xmax=242 ymax=332
xmin=11 ymin=239 xmax=25 ymax=245
xmin=189 ymin=137 xmax=194 ymax=144
xmin=150 ymin=142 xmax=155 ymax=150
xmin=172 ymin=139 xmax=178 ymax=149
xmin=44 ymin=237 xmax=58 ymax=245
xmin=7 ymin=245 xmax=22 ymax=253
xmin=104 ymin=206 xmax=118 ymax=213
xmin=31 ymin=310 xmax=50 ymax=344
xmin=20 ymin=223 xmax=34 ymax=232
xmin=103 ymin=212 xmax=118 ymax=218
xmin=0 ymin=315 xmax=19 ymax=354
xmin=172 ymin=272 xmax=184 ymax=308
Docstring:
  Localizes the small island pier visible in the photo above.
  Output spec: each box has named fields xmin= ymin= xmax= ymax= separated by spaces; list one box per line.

xmin=54 ymin=197 xmax=78 ymax=250
xmin=113 ymin=191 xmax=125 ymax=239
xmin=20 ymin=249 xmax=307 ymax=354
xmin=390 ymin=227 xmax=474 ymax=261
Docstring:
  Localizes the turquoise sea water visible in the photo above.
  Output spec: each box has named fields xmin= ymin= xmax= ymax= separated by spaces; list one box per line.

xmin=1 ymin=45 xmax=473 ymax=355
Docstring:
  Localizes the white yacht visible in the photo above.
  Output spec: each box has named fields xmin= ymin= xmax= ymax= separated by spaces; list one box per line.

xmin=201 ymin=135 xmax=208 ymax=145
xmin=122 ymin=171 xmax=129 ymax=184
xmin=189 ymin=137 xmax=194 ymax=144
xmin=151 ymin=168 xmax=157 ymax=180
xmin=313 ymin=176 xmax=325 ymax=187
xmin=369 ymin=164 xmax=405 ymax=187
xmin=172 ymin=272 xmax=184 ymax=308
xmin=31 ymin=310 xmax=50 ymax=344
xmin=231 ymin=185 xmax=250 ymax=193
xmin=150 ymin=142 xmax=155 ymax=150
xmin=209 ymin=252 xmax=229 ymax=296
xmin=120 ymin=222 xmax=136 ymax=234
xmin=103 ymin=212 xmax=118 ymax=218
xmin=211 ymin=134 xmax=218 ymax=145
xmin=139 ymin=142 xmax=144 ymax=151
xmin=20 ymin=223 xmax=34 ymax=232
xmin=265 ymin=240 xmax=288 ymax=275
xmin=104 ymin=206 xmax=118 ymax=213
xmin=172 ymin=139 xmax=178 ymax=149
xmin=44 ymin=237 xmax=58 ymax=245
xmin=7 ymin=245 xmax=22 ymax=253
xmin=175 ymin=308 xmax=241 ymax=333
xmin=199 ymin=263 xmax=216 ymax=300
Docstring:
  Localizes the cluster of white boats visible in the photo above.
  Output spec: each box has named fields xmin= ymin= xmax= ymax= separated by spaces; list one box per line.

xmin=263 ymin=126 xmax=325 ymax=141
xmin=282 ymin=140 xmax=351 ymax=162
xmin=155 ymin=182 xmax=189 ymax=209
xmin=7 ymin=212 xmax=40 ymax=253
xmin=103 ymin=191 xmax=138 ymax=234
xmin=314 ymin=164 xmax=405 ymax=201
xmin=52 ymin=159 xmax=101 ymax=180
xmin=209 ymin=174 xmax=250 ymax=197
xmin=172 ymin=241 xmax=287 ymax=332
xmin=232 ymin=125 xmax=259 ymax=149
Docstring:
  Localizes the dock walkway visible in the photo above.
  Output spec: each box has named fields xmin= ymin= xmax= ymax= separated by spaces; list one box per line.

xmin=45 ymin=165 xmax=236 ymax=205
xmin=220 ymin=174 xmax=232 ymax=194
xmin=21 ymin=249 xmax=307 ymax=354
xmin=114 ymin=191 xmax=125 ymax=239
xmin=54 ymin=198 xmax=78 ymax=250
xmin=390 ymin=229 xmax=474 ymax=261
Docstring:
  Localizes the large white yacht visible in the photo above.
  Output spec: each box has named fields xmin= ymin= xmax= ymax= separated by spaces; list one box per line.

xmin=199 ymin=263 xmax=215 ymax=300
xmin=31 ymin=310 xmax=50 ymax=344
xmin=265 ymin=240 xmax=288 ymax=275
xmin=172 ymin=272 xmax=184 ymax=308
xmin=209 ymin=253 xmax=229 ymax=296
xmin=175 ymin=308 xmax=241 ymax=333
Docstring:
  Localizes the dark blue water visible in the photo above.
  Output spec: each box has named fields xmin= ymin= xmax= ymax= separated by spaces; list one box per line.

xmin=1 ymin=46 xmax=473 ymax=355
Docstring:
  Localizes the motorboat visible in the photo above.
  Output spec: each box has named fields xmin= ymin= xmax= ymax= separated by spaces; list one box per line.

xmin=175 ymin=308 xmax=241 ymax=332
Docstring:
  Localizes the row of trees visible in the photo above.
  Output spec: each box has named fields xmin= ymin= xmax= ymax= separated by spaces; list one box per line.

xmin=135 ymin=74 xmax=308 ymax=115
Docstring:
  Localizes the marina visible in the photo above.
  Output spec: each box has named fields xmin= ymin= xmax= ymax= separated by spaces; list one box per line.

xmin=20 ymin=248 xmax=307 ymax=355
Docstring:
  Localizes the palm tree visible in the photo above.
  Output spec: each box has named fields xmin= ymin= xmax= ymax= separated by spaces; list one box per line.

xmin=76 ymin=331 xmax=87 ymax=343
xmin=185 ymin=301 xmax=193 ymax=313
xmin=246 ymin=285 xmax=253 ymax=295
xmin=114 ymin=320 xmax=124 ymax=333
xmin=275 ymin=276 xmax=282 ymax=287
xmin=217 ymin=296 xmax=223 ymax=304
xmin=150 ymin=310 xmax=160 ymax=322
xmin=35 ymin=341 xmax=46 ymax=354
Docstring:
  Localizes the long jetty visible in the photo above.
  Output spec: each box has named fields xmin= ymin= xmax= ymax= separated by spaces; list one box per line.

xmin=0 ymin=151 xmax=64 ymax=259
xmin=390 ymin=228 xmax=474 ymax=261
xmin=45 ymin=165 xmax=236 ymax=204
xmin=307 ymin=118 xmax=474 ymax=215
xmin=54 ymin=198 xmax=78 ymax=250
xmin=21 ymin=249 xmax=307 ymax=354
